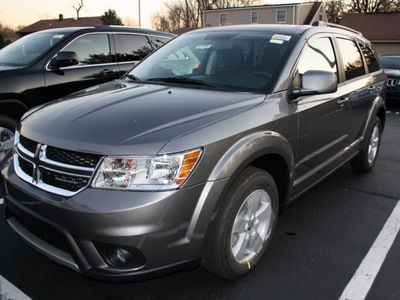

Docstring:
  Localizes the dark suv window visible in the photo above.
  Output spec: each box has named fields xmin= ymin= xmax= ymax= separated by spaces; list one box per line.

xmin=62 ymin=34 xmax=112 ymax=65
xmin=149 ymin=36 xmax=171 ymax=49
xmin=359 ymin=43 xmax=380 ymax=73
xmin=337 ymin=38 xmax=365 ymax=80
xmin=114 ymin=34 xmax=153 ymax=62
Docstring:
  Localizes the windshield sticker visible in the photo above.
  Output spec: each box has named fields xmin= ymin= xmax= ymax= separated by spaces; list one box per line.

xmin=52 ymin=34 xmax=65 ymax=39
xmin=270 ymin=34 xmax=292 ymax=44
xmin=195 ymin=44 xmax=212 ymax=50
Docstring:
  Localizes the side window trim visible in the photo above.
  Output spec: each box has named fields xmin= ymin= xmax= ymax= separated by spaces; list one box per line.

xmin=45 ymin=32 xmax=116 ymax=71
xmin=334 ymin=35 xmax=367 ymax=82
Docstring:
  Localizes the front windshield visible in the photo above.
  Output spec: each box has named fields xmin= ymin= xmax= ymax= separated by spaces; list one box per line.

xmin=127 ymin=31 xmax=297 ymax=93
xmin=0 ymin=31 xmax=68 ymax=67
xmin=380 ymin=56 xmax=400 ymax=70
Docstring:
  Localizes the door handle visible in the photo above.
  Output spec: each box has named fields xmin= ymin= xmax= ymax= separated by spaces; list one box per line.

xmin=337 ymin=97 xmax=349 ymax=106
xmin=368 ymin=85 xmax=376 ymax=93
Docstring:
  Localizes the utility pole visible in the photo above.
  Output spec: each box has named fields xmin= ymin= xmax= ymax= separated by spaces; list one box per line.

xmin=138 ymin=0 xmax=141 ymax=27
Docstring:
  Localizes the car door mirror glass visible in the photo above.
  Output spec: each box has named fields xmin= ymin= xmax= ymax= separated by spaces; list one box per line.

xmin=292 ymin=70 xmax=338 ymax=97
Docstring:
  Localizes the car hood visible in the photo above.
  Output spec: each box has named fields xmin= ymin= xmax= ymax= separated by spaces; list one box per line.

xmin=20 ymin=81 xmax=265 ymax=156
xmin=0 ymin=64 xmax=21 ymax=71
xmin=384 ymin=69 xmax=400 ymax=77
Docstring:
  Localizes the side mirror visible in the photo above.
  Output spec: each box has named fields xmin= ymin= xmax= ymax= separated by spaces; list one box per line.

xmin=292 ymin=70 xmax=338 ymax=98
xmin=53 ymin=51 xmax=79 ymax=69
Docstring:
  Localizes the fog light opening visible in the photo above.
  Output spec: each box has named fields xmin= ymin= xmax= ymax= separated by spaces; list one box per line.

xmin=106 ymin=247 xmax=128 ymax=267
xmin=95 ymin=243 xmax=146 ymax=271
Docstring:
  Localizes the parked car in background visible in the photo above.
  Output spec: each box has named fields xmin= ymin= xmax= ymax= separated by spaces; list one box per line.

xmin=379 ymin=55 xmax=400 ymax=101
xmin=1 ymin=22 xmax=386 ymax=281
xmin=0 ymin=26 xmax=176 ymax=162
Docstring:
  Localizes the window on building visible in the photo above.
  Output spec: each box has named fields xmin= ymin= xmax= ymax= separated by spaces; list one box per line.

xmin=220 ymin=13 xmax=228 ymax=26
xmin=276 ymin=10 xmax=286 ymax=23
xmin=337 ymin=38 xmax=365 ymax=81
xmin=319 ymin=14 xmax=323 ymax=21
xmin=251 ymin=11 xmax=258 ymax=24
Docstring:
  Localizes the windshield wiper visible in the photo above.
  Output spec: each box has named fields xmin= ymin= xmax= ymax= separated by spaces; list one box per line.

xmin=146 ymin=76 xmax=218 ymax=88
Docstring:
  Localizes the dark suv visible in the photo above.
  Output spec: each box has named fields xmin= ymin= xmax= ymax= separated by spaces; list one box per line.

xmin=1 ymin=22 xmax=386 ymax=280
xmin=379 ymin=54 xmax=400 ymax=101
xmin=0 ymin=26 xmax=175 ymax=162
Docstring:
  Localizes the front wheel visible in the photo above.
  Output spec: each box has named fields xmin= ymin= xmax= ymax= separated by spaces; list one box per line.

xmin=201 ymin=167 xmax=279 ymax=279
xmin=350 ymin=116 xmax=382 ymax=172
xmin=0 ymin=115 xmax=17 ymax=164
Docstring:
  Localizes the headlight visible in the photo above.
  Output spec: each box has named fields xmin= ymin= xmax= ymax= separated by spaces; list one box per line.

xmin=92 ymin=149 xmax=202 ymax=190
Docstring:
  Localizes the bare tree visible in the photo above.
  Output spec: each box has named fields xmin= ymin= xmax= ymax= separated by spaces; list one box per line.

xmin=348 ymin=0 xmax=398 ymax=13
xmin=73 ymin=0 xmax=84 ymax=19
xmin=324 ymin=0 xmax=346 ymax=23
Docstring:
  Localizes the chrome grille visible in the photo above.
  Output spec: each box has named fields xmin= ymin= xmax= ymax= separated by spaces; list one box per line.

xmin=14 ymin=132 xmax=103 ymax=197
xmin=387 ymin=78 xmax=399 ymax=87
xmin=19 ymin=135 xmax=39 ymax=155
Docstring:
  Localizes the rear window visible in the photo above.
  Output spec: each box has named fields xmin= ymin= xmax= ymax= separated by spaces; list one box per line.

xmin=379 ymin=56 xmax=400 ymax=69
xmin=359 ymin=43 xmax=380 ymax=73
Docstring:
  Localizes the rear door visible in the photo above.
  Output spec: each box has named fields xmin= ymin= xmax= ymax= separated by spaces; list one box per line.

xmin=44 ymin=33 xmax=120 ymax=101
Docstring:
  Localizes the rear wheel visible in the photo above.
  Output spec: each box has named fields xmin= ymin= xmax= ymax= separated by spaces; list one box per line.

xmin=201 ymin=167 xmax=278 ymax=279
xmin=350 ymin=116 xmax=382 ymax=172
xmin=0 ymin=115 xmax=17 ymax=163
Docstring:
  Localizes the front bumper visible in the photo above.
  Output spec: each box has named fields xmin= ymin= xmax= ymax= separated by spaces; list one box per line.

xmin=2 ymin=161 xmax=229 ymax=281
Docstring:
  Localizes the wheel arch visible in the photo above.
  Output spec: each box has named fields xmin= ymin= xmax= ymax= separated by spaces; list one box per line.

xmin=0 ymin=99 xmax=29 ymax=123
xmin=208 ymin=131 xmax=294 ymax=210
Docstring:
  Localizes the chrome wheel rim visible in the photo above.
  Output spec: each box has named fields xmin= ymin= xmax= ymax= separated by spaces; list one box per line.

xmin=0 ymin=127 xmax=14 ymax=162
xmin=230 ymin=189 xmax=273 ymax=264
xmin=367 ymin=124 xmax=380 ymax=164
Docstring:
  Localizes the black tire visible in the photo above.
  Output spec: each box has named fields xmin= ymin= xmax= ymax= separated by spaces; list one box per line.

xmin=350 ymin=116 xmax=382 ymax=173
xmin=201 ymin=166 xmax=279 ymax=279
xmin=0 ymin=115 xmax=18 ymax=163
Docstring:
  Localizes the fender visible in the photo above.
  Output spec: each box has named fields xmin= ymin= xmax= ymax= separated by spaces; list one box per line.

xmin=173 ymin=131 xmax=295 ymax=251
xmin=358 ymin=94 xmax=385 ymax=150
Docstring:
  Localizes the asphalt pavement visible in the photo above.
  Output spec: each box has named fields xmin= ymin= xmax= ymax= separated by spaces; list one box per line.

xmin=0 ymin=101 xmax=399 ymax=300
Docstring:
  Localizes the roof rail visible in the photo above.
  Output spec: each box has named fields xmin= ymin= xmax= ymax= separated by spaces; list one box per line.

xmin=312 ymin=21 xmax=363 ymax=36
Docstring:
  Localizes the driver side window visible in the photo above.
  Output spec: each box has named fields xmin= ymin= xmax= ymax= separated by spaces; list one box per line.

xmin=294 ymin=37 xmax=337 ymax=88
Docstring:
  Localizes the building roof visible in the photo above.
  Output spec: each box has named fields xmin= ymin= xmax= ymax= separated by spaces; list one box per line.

xmin=340 ymin=13 xmax=400 ymax=41
xmin=17 ymin=16 xmax=102 ymax=36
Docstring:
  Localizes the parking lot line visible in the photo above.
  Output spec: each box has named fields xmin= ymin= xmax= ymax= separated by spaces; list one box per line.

xmin=339 ymin=200 xmax=400 ymax=300
xmin=0 ymin=274 xmax=31 ymax=300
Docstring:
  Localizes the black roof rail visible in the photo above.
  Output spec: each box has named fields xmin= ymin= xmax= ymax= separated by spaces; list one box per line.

xmin=312 ymin=21 xmax=363 ymax=36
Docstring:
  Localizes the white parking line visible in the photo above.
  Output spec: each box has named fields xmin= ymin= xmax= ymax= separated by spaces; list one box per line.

xmin=0 ymin=274 xmax=31 ymax=300
xmin=339 ymin=200 xmax=400 ymax=300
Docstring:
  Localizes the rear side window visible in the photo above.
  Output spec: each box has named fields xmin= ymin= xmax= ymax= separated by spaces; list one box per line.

xmin=337 ymin=38 xmax=365 ymax=81
xmin=62 ymin=34 xmax=111 ymax=65
xmin=359 ymin=43 xmax=380 ymax=73
xmin=149 ymin=36 xmax=170 ymax=50
xmin=114 ymin=34 xmax=153 ymax=62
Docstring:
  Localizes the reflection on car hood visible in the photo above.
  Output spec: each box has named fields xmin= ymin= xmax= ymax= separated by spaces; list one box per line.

xmin=384 ymin=69 xmax=400 ymax=77
xmin=0 ymin=65 xmax=20 ymax=71
xmin=20 ymin=80 xmax=265 ymax=156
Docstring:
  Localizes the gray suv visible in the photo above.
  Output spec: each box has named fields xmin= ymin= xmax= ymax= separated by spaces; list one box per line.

xmin=1 ymin=22 xmax=386 ymax=280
